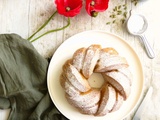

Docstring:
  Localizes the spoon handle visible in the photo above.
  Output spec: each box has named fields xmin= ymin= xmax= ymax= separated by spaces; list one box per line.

xmin=139 ymin=34 xmax=155 ymax=59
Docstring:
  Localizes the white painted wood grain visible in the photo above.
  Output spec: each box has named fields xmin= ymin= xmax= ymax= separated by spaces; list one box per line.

xmin=0 ymin=0 xmax=160 ymax=119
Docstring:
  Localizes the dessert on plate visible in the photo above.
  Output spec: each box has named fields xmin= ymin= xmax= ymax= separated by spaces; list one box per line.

xmin=60 ymin=44 xmax=132 ymax=116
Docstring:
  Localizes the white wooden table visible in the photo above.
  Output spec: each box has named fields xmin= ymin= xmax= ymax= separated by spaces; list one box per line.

xmin=0 ymin=0 xmax=160 ymax=120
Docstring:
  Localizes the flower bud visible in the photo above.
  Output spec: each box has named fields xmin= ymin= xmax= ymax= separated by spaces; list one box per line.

xmin=91 ymin=11 xmax=99 ymax=17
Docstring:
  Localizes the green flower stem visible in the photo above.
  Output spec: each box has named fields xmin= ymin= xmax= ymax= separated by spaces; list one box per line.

xmin=29 ymin=17 xmax=70 ymax=42
xmin=27 ymin=10 xmax=71 ymax=42
xmin=28 ymin=11 xmax=58 ymax=41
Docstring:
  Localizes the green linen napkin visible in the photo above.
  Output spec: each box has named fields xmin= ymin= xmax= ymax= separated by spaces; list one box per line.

xmin=0 ymin=34 xmax=68 ymax=120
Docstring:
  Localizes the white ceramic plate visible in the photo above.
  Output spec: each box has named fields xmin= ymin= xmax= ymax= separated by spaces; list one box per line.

xmin=47 ymin=30 xmax=144 ymax=120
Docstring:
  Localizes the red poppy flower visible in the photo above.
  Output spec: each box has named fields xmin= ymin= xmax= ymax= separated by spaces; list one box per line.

xmin=85 ymin=0 xmax=109 ymax=17
xmin=55 ymin=0 xmax=83 ymax=17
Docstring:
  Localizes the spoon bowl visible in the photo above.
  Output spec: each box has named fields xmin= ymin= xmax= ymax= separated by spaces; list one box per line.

xmin=127 ymin=14 xmax=148 ymax=35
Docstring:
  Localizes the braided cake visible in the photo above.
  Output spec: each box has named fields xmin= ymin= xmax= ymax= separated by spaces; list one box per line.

xmin=60 ymin=44 xmax=132 ymax=116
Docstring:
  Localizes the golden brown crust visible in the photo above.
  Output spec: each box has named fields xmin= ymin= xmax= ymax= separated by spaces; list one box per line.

xmin=71 ymin=47 xmax=86 ymax=72
xmin=60 ymin=44 xmax=132 ymax=116
xmin=82 ymin=44 xmax=101 ymax=78
xmin=100 ymin=47 xmax=118 ymax=56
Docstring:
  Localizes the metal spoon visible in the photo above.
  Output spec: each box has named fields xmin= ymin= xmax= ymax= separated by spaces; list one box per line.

xmin=127 ymin=12 xmax=155 ymax=59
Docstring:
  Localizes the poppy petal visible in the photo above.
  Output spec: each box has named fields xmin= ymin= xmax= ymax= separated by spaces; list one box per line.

xmin=85 ymin=0 xmax=109 ymax=16
xmin=55 ymin=0 xmax=83 ymax=17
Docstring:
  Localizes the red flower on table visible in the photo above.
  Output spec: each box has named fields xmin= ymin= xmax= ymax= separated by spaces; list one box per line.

xmin=55 ymin=0 xmax=83 ymax=17
xmin=28 ymin=0 xmax=110 ymax=42
xmin=86 ymin=0 xmax=110 ymax=17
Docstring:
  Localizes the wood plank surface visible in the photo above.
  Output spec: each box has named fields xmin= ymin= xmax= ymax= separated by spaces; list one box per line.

xmin=0 ymin=0 xmax=160 ymax=119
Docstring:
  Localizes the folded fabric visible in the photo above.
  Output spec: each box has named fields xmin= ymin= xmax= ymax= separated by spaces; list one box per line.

xmin=0 ymin=34 xmax=68 ymax=120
